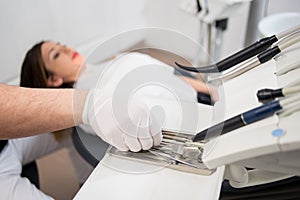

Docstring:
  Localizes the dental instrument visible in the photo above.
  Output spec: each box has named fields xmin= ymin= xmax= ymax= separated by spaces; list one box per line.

xmin=175 ymin=24 xmax=300 ymax=73
xmin=206 ymin=31 xmax=300 ymax=81
xmin=150 ymin=130 xmax=205 ymax=168
xmin=257 ymin=85 xmax=300 ymax=103
xmin=192 ymin=95 xmax=300 ymax=142
xmin=108 ymin=130 xmax=214 ymax=175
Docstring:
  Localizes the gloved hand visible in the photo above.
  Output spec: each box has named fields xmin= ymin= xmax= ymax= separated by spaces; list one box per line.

xmin=82 ymin=88 xmax=162 ymax=152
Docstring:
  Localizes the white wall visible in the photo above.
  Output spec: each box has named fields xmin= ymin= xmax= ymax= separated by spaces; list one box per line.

xmin=0 ymin=0 xmax=252 ymax=85
xmin=2 ymin=0 xmax=300 ymax=84
xmin=0 ymin=0 xmax=145 ymax=84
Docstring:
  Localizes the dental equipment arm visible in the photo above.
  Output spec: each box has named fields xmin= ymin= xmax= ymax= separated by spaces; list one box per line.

xmin=196 ymin=48 xmax=300 ymax=188
xmin=175 ymin=25 xmax=300 ymax=73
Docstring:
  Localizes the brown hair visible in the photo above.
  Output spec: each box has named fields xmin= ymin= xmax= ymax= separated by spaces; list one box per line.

xmin=20 ymin=41 xmax=49 ymax=88
xmin=20 ymin=41 xmax=74 ymax=88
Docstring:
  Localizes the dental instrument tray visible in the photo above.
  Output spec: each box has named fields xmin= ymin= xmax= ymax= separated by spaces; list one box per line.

xmin=107 ymin=130 xmax=216 ymax=175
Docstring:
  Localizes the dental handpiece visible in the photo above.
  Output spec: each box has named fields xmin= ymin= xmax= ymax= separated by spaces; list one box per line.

xmin=175 ymin=35 xmax=278 ymax=73
xmin=193 ymin=100 xmax=282 ymax=142
xmin=175 ymin=25 xmax=300 ymax=73
xmin=193 ymin=94 xmax=300 ymax=142
xmin=257 ymin=86 xmax=300 ymax=103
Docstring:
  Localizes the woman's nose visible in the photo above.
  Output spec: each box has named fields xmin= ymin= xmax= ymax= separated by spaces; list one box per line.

xmin=61 ymin=44 xmax=69 ymax=51
xmin=64 ymin=47 xmax=71 ymax=53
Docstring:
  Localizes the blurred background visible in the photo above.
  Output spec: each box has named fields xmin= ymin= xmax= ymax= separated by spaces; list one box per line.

xmin=1 ymin=0 xmax=300 ymax=85
xmin=1 ymin=0 xmax=300 ymax=199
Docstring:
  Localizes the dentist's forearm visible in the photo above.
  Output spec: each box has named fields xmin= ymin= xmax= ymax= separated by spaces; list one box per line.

xmin=0 ymin=84 xmax=87 ymax=138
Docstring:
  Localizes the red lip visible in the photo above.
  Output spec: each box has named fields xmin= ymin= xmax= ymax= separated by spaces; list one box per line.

xmin=72 ymin=52 xmax=79 ymax=60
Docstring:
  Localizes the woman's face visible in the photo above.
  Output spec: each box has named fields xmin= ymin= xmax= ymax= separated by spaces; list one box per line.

xmin=41 ymin=42 xmax=84 ymax=84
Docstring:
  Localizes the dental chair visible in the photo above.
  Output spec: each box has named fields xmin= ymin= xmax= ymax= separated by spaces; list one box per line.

xmin=71 ymin=127 xmax=108 ymax=168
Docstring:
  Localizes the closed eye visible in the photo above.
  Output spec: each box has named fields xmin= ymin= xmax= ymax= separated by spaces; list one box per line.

xmin=53 ymin=52 xmax=60 ymax=60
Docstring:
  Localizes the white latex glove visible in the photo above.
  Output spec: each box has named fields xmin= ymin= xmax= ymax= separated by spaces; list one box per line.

xmin=78 ymin=52 xmax=197 ymax=151
xmin=82 ymin=89 xmax=163 ymax=152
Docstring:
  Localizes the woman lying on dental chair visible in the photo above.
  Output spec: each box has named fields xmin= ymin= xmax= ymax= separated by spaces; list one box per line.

xmin=0 ymin=40 xmax=212 ymax=200
xmin=21 ymin=41 xmax=211 ymax=98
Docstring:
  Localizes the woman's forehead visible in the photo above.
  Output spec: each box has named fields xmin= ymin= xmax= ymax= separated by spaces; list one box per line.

xmin=41 ymin=42 xmax=57 ymax=53
xmin=41 ymin=42 xmax=57 ymax=61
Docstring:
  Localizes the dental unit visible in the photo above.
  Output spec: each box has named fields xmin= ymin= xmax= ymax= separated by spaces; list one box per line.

xmin=108 ymin=25 xmax=300 ymax=192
